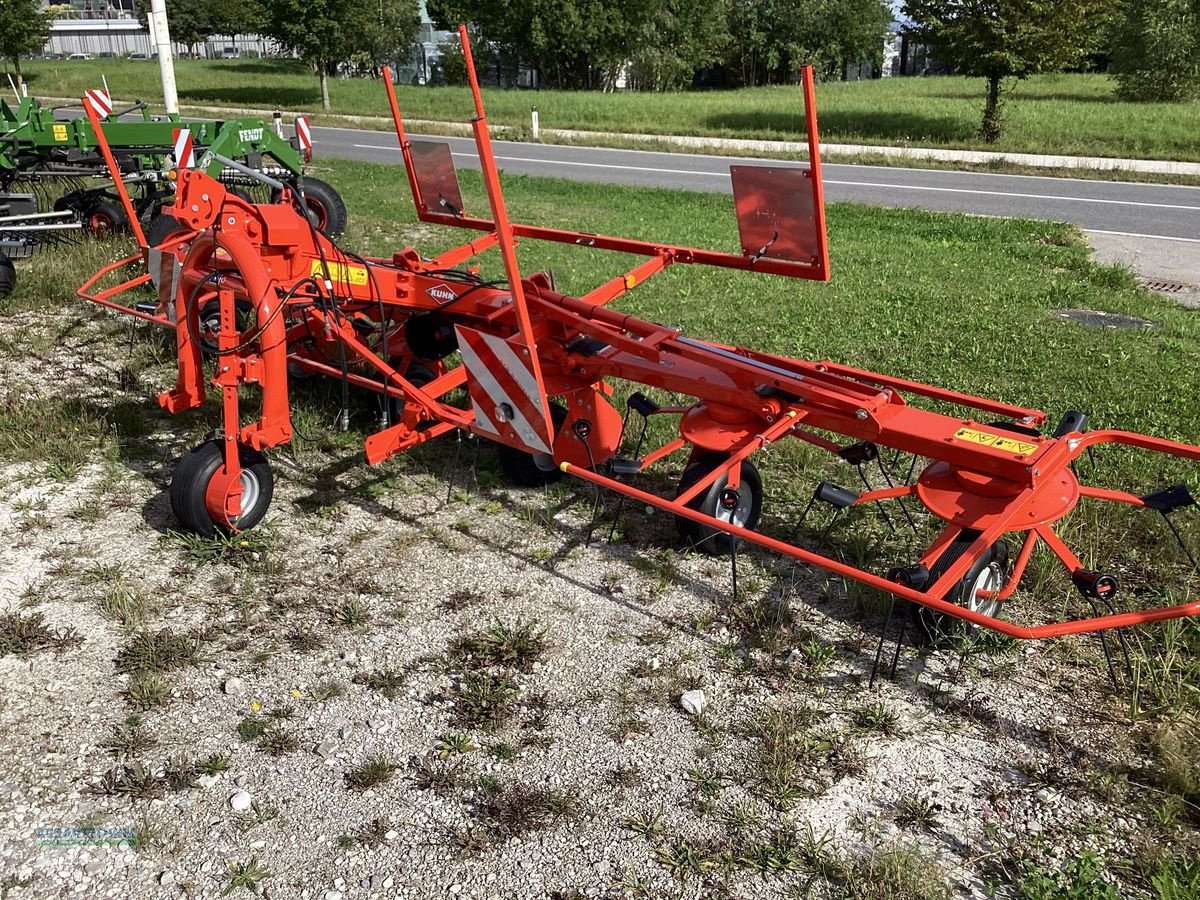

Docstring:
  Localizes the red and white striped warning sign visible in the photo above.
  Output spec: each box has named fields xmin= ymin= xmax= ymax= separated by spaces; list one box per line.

xmin=295 ymin=116 xmax=312 ymax=158
xmin=83 ymin=88 xmax=112 ymax=118
xmin=455 ymin=325 xmax=553 ymax=454
xmin=172 ymin=128 xmax=195 ymax=168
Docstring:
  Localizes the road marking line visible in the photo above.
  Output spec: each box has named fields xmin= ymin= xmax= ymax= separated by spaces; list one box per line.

xmin=1085 ymin=229 xmax=1200 ymax=244
xmin=328 ymin=127 xmax=1200 ymax=190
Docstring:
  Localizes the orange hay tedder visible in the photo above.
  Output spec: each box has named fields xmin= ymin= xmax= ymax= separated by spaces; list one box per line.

xmin=78 ymin=27 xmax=1200 ymax=675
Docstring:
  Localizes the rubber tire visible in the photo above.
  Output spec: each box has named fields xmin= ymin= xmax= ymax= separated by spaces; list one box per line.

xmin=0 ymin=253 xmax=15 ymax=299
xmin=169 ymin=439 xmax=274 ymax=537
xmin=497 ymin=402 xmax=568 ymax=487
xmin=85 ymin=200 xmax=128 ymax=238
xmin=299 ymin=177 xmax=347 ymax=236
xmin=146 ymin=212 xmax=189 ymax=248
xmin=911 ymin=530 xmax=1010 ymax=647
xmin=388 ymin=362 xmax=437 ymax=425
xmin=674 ymin=454 xmax=763 ymax=556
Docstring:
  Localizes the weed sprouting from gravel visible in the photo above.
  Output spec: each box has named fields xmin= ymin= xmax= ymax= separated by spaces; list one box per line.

xmin=122 ymin=671 xmax=173 ymax=710
xmin=237 ymin=717 xmax=268 ymax=743
xmin=304 ymin=679 xmax=344 ymax=703
xmin=196 ymin=754 xmax=231 ymax=776
xmin=475 ymin=781 xmax=581 ymax=838
xmin=621 ymin=807 xmax=666 ymax=839
xmin=257 ymin=727 xmax=300 ymax=757
xmin=606 ymin=763 xmax=642 ymax=788
xmin=452 ymin=672 xmax=519 ymax=730
xmin=332 ymin=598 xmax=372 ymax=629
xmin=221 ymin=857 xmax=272 ymax=895
xmin=747 ymin=704 xmax=828 ymax=808
xmin=352 ymin=668 xmax=407 ymax=700
xmin=237 ymin=801 xmax=280 ymax=832
xmin=114 ymin=628 xmax=202 ymax=674
xmin=88 ymin=763 xmax=169 ymax=799
xmin=441 ymin=589 xmax=485 ymax=612
xmin=854 ymin=701 xmax=902 ymax=736
xmin=170 ymin=529 xmax=275 ymax=569
xmin=345 ymin=755 xmax=399 ymax=791
xmin=893 ymin=794 xmax=941 ymax=832
xmin=0 ymin=611 xmax=81 ymax=658
xmin=101 ymin=719 xmax=157 ymax=757
xmin=653 ymin=839 xmax=715 ymax=881
xmin=409 ymin=750 xmax=466 ymax=796
xmin=450 ymin=619 xmax=549 ymax=672
xmin=435 ymin=733 xmax=478 ymax=756
xmin=285 ymin=629 xmax=325 ymax=653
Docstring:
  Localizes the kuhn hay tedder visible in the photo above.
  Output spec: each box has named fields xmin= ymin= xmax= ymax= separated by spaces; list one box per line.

xmin=77 ymin=27 xmax=1200 ymax=657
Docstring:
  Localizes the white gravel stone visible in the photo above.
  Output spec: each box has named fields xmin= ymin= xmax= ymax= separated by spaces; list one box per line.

xmin=679 ymin=689 xmax=707 ymax=715
xmin=229 ymin=791 xmax=253 ymax=812
xmin=222 ymin=677 xmax=245 ymax=695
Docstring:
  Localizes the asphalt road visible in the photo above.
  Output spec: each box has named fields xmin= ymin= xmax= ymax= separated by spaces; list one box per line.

xmin=312 ymin=125 xmax=1200 ymax=244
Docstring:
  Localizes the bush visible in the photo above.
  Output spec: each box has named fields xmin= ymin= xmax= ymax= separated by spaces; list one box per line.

xmin=1111 ymin=0 xmax=1200 ymax=102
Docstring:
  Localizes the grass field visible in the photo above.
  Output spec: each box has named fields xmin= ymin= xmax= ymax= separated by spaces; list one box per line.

xmin=2 ymin=160 xmax=1199 ymax=894
xmin=13 ymin=58 xmax=1200 ymax=161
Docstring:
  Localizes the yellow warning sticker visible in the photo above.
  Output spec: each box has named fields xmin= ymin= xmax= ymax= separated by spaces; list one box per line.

xmin=310 ymin=259 xmax=367 ymax=286
xmin=954 ymin=428 xmax=1038 ymax=456
xmin=51 ymin=123 xmax=68 ymax=142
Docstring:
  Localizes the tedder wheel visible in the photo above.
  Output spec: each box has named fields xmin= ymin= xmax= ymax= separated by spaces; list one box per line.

xmin=497 ymin=402 xmax=568 ymax=487
xmin=674 ymin=454 xmax=763 ymax=555
xmin=911 ymin=529 xmax=1010 ymax=646
xmin=146 ymin=212 xmax=189 ymax=248
xmin=169 ymin=439 xmax=274 ymax=537
xmin=297 ymin=177 xmax=347 ymax=236
xmin=85 ymin=200 xmax=128 ymax=238
xmin=0 ymin=252 xmax=15 ymax=299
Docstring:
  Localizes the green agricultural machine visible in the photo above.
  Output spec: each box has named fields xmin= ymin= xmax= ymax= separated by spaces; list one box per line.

xmin=0 ymin=95 xmax=345 ymax=237
xmin=0 ymin=93 xmax=345 ymax=298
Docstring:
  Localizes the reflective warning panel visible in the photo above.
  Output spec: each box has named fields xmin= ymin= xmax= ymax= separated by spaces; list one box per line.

xmin=409 ymin=140 xmax=466 ymax=218
xmin=730 ymin=166 xmax=820 ymax=265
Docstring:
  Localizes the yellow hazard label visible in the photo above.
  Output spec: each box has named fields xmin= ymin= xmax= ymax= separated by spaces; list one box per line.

xmin=954 ymin=427 xmax=1038 ymax=456
xmin=51 ymin=123 xmax=68 ymax=142
xmin=310 ymin=259 xmax=367 ymax=286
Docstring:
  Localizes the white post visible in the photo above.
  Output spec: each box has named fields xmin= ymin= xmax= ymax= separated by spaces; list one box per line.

xmin=148 ymin=0 xmax=179 ymax=114
xmin=531 ymin=106 xmax=539 ymax=139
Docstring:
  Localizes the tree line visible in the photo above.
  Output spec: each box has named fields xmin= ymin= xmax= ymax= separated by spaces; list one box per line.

xmin=1 ymin=0 xmax=1196 ymax=138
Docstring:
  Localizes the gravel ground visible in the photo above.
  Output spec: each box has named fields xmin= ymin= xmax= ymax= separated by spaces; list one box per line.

xmin=0 ymin=308 xmax=1188 ymax=900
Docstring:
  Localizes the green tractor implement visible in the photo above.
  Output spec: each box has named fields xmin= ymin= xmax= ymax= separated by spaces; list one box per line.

xmin=0 ymin=92 xmax=345 ymax=241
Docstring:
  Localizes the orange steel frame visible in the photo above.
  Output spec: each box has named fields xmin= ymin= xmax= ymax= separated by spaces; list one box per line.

xmin=75 ymin=28 xmax=1200 ymax=642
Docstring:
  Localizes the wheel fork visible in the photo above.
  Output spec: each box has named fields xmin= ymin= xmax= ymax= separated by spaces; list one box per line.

xmin=206 ymin=286 xmax=246 ymax=527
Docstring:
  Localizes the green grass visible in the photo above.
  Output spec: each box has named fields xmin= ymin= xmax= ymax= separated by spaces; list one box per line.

xmin=12 ymin=58 xmax=1198 ymax=160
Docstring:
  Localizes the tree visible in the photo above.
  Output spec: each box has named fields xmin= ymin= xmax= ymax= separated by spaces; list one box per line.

xmin=136 ymin=0 xmax=213 ymax=58
xmin=0 ymin=0 xmax=50 ymax=90
xmin=1111 ymin=0 xmax=1200 ymax=102
xmin=430 ymin=0 xmax=734 ymax=90
xmin=724 ymin=0 xmax=892 ymax=86
xmin=262 ymin=0 xmax=420 ymax=109
xmin=903 ymin=1 xmax=1112 ymax=143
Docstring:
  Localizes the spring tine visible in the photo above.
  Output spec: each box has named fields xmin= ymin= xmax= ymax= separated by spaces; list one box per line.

xmin=817 ymin=509 xmax=842 ymax=549
xmin=878 ymin=456 xmax=918 ymax=532
xmin=856 ymin=466 xmax=895 ymax=533
xmin=869 ymin=596 xmax=896 ymax=688
xmin=606 ymin=416 xmax=649 ymax=545
xmin=1098 ymin=595 xmax=1134 ymax=684
xmin=888 ymin=608 xmax=910 ymax=680
xmin=443 ymin=429 xmax=463 ymax=504
xmin=1084 ymin=598 xmax=1120 ymax=690
xmin=1162 ymin=512 xmax=1199 ymax=573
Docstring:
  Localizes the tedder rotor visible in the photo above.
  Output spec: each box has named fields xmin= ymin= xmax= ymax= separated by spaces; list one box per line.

xmin=77 ymin=27 xmax=1200 ymax=661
